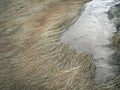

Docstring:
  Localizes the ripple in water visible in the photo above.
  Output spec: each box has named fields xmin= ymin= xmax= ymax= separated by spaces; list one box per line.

xmin=61 ymin=0 xmax=117 ymax=83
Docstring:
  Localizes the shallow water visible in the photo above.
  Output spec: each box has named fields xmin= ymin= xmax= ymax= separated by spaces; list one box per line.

xmin=61 ymin=0 xmax=117 ymax=83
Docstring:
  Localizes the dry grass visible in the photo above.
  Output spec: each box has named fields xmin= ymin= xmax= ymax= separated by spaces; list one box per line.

xmin=0 ymin=0 xmax=94 ymax=90
xmin=0 ymin=0 xmax=119 ymax=90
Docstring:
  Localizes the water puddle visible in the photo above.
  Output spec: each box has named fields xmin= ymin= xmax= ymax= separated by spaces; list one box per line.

xmin=61 ymin=0 xmax=117 ymax=83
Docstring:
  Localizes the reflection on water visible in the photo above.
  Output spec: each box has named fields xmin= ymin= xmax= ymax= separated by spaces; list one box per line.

xmin=61 ymin=0 xmax=117 ymax=83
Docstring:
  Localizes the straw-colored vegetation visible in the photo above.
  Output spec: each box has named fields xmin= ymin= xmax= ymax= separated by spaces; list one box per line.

xmin=0 ymin=0 xmax=94 ymax=90
xmin=0 ymin=0 xmax=119 ymax=90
